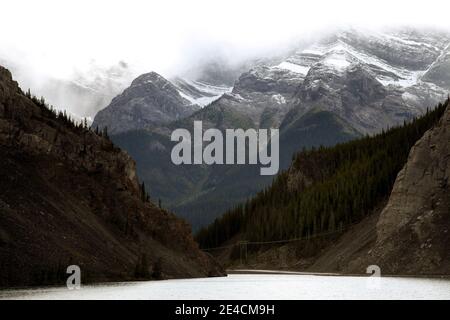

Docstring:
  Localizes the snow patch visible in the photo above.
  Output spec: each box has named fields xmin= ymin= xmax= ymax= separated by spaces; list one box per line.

xmin=305 ymin=40 xmax=428 ymax=88
xmin=276 ymin=62 xmax=310 ymax=75
xmin=176 ymin=78 xmax=232 ymax=107
xmin=187 ymin=79 xmax=232 ymax=97
xmin=377 ymin=71 xmax=424 ymax=88
xmin=401 ymin=91 xmax=419 ymax=102
xmin=271 ymin=94 xmax=286 ymax=104
xmin=324 ymin=56 xmax=351 ymax=70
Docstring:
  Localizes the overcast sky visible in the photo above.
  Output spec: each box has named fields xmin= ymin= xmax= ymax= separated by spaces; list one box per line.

xmin=2 ymin=0 xmax=450 ymax=79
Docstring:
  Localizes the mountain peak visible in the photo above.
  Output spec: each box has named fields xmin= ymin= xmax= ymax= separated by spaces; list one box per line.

xmin=92 ymin=71 xmax=201 ymax=134
xmin=0 ymin=65 xmax=18 ymax=92
xmin=131 ymin=71 xmax=167 ymax=86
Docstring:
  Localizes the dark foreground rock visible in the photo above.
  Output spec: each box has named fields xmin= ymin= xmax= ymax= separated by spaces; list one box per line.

xmin=0 ymin=66 xmax=224 ymax=287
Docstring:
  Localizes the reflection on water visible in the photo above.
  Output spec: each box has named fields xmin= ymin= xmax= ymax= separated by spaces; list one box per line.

xmin=1 ymin=274 xmax=450 ymax=300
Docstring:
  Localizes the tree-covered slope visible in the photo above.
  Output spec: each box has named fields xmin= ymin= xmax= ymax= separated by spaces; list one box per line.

xmin=196 ymin=100 xmax=448 ymax=250
xmin=112 ymin=107 xmax=361 ymax=230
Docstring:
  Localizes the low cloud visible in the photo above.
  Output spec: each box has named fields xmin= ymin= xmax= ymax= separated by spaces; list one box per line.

xmin=1 ymin=0 xmax=450 ymax=117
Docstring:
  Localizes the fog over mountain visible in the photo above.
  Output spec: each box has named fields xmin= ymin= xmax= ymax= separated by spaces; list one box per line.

xmin=2 ymin=0 xmax=450 ymax=118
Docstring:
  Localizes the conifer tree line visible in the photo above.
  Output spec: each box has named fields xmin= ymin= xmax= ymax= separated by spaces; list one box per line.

xmin=196 ymin=100 xmax=449 ymax=250
xmin=25 ymin=90 xmax=159 ymax=208
xmin=21 ymin=88 xmax=111 ymax=140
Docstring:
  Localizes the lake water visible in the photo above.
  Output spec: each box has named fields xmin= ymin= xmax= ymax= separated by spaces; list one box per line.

xmin=1 ymin=274 xmax=450 ymax=300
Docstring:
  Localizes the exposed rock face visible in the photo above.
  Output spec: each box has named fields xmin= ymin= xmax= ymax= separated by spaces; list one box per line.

xmin=311 ymin=103 xmax=450 ymax=275
xmin=92 ymin=72 xmax=201 ymax=135
xmin=0 ymin=66 xmax=223 ymax=287
xmin=370 ymin=105 xmax=450 ymax=274
xmin=283 ymin=28 xmax=450 ymax=135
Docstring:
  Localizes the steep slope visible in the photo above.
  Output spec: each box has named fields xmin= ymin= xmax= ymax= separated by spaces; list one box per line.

xmin=0 ymin=66 xmax=222 ymax=287
xmin=195 ymin=101 xmax=448 ymax=276
xmin=362 ymin=98 xmax=450 ymax=274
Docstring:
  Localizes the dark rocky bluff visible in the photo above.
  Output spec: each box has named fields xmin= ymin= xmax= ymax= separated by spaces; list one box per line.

xmin=0 ymin=66 xmax=223 ymax=287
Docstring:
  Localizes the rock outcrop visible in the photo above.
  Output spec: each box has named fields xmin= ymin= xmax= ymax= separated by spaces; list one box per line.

xmin=309 ymin=103 xmax=450 ymax=275
xmin=0 ymin=66 xmax=223 ymax=287
xmin=370 ymin=104 xmax=450 ymax=274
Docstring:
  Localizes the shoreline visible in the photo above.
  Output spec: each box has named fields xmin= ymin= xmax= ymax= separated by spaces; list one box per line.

xmin=227 ymin=269 xmax=450 ymax=279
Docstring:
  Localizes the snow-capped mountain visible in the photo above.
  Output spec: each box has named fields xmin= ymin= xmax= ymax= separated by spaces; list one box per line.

xmin=95 ymin=27 xmax=450 ymax=229
xmin=92 ymin=70 xmax=234 ymax=135
xmin=216 ymin=28 xmax=450 ymax=134
xmin=92 ymin=72 xmax=203 ymax=134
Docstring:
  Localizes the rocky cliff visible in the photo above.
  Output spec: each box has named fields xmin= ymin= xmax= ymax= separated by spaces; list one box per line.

xmin=0 ymin=66 xmax=223 ymax=287
xmin=366 ymin=102 xmax=450 ymax=274
xmin=310 ymin=103 xmax=450 ymax=275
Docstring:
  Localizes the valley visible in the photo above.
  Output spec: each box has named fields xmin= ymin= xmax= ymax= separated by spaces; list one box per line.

xmin=2 ymin=24 xmax=450 ymax=290
xmin=94 ymin=27 xmax=450 ymax=230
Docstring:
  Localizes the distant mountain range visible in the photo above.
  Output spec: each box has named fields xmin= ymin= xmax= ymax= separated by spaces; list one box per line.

xmin=93 ymin=27 xmax=450 ymax=230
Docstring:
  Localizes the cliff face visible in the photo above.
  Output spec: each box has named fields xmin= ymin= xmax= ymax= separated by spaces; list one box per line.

xmin=0 ymin=66 xmax=223 ymax=287
xmin=310 ymin=104 xmax=450 ymax=275
xmin=370 ymin=104 xmax=450 ymax=274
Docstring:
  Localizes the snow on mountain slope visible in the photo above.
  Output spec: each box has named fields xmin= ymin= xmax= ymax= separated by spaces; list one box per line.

xmin=275 ymin=61 xmax=310 ymax=75
xmin=172 ymin=77 xmax=232 ymax=107
xmin=275 ymin=31 xmax=450 ymax=89
xmin=160 ymin=28 xmax=450 ymax=135
xmin=266 ymin=30 xmax=450 ymax=95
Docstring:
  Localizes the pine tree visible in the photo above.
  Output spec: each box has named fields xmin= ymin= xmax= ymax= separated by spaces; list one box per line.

xmin=141 ymin=182 xmax=147 ymax=202
xmin=102 ymin=126 xmax=109 ymax=139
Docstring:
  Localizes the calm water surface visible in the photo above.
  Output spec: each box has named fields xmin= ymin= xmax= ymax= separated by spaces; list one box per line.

xmin=1 ymin=274 xmax=449 ymax=300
